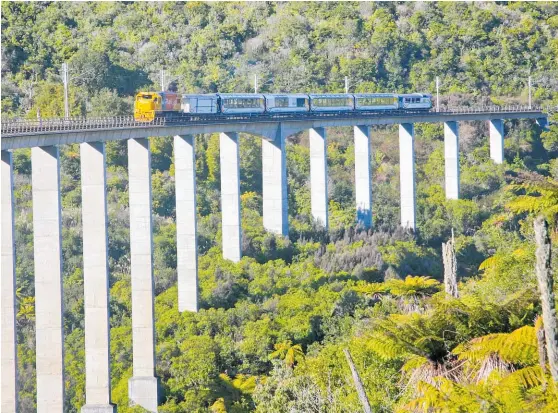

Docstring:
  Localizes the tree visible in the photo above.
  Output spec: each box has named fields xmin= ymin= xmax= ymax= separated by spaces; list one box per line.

xmin=269 ymin=340 xmax=305 ymax=368
xmin=534 ymin=217 xmax=558 ymax=382
xmin=442 ymin=231 xmax=459 ymax=298
xmin=343 ymin=349 xmax=372 ymax=413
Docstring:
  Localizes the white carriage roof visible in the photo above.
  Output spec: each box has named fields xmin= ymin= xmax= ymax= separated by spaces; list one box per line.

xmin=354 ymin=93 xmax=397 ymax=97
xmin=218 ymin=93 xmax=265 ymax=98
xmin=308 ymin=93 xmax=353 ymax=98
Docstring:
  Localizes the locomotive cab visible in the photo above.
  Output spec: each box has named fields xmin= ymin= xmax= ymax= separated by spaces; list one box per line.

xmin=134 ymin=92 xmax=162 ymax=122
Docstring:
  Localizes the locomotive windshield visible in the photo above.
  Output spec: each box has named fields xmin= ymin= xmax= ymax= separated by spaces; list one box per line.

xmin=137 ymin=94 xmax=153 ymax=100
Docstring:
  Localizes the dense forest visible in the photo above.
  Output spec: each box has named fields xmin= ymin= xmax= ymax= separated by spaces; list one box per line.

xmin=2 ymin=1 xmax=558 ymax=412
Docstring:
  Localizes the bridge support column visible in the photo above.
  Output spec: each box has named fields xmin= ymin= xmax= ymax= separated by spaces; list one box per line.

xmin=262 ymin=134 xmax=288 ymax=236
xmin=536 ymin=117 xmax=549 ymax=130
xmin=489 ymin=119 xmax=504 ymax=164
xmin=354 ymin=125 xmax=372 ymax=228
xmin=31 ymin=146 xmax=64 ymax=413
xmin=399 ymin=124 xmax=416 ymax=230
xmin=444 ymin=121 xmax=460 ymax=200
xmin=310 ymin=127 xmax=328 ymax=228
xmin=220 ymin=132 xmax=242 ymax=262
xmin=80 ymin=143 xmax=115 ymax=413
xmin=127 ymin=138 xmax=159 ymax=412
xmin=174 ymin=135 xmax=198 ymax=312
xmin=1 ymin=151 xmax=17 ymax=413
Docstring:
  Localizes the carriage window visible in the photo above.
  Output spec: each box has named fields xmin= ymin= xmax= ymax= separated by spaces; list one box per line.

xmin=275 ymin=97 xmax=289 ymax=107
xmin=358 ymin=97 xmax=397 ymax=106
xmin=225 ymin=97 xmax=263 ymax=108
xmin=314 ymin=97 xmax=350 ymax=107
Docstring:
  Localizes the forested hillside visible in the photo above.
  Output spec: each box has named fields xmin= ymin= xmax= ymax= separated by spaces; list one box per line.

xmin=2 ymin=2 xmax=558 ymax=412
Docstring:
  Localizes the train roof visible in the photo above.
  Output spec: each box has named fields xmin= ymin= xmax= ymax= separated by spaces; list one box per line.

xmin=217 ymin=93 xmax=265 ymax=98
xmin=308 ymin=93 xmax=353 ymax=98
xmin=181 ymin=93 xmax=219 ymax=97
xmin=263 ymin=93 xmax=309 ymax=97
xmin=398 ymin=93 xmax=431 ymax=97
xmin=354 ymin=93 xmax=397 ymax=97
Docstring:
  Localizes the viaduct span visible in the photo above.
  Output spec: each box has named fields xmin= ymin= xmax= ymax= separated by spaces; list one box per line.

xmin=0 ymin=106 xmax=550 ymax=412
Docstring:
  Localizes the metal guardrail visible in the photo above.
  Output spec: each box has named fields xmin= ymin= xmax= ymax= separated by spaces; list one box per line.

xmin=1 ymin=105 xmax=551 ymax=136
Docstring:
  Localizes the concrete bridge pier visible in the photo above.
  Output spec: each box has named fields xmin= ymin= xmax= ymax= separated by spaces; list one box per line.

xmin=1 ymin=151 xmax=17 ymax=413
xmin=174 ymin=135 xmax=199 ymax=312
xmin=489 ymin=119 xmax=504 ymax=164
xmin=399 ymin=124 xmax=416 ymax=230
xmin=220 ymin=132 xmax=242 ymax=262
xmin=80 ymin=142 xmax=115 ymax=413
xmin=444 ymin=121 xmax=460 ymax=200
xmin=309 ymin=127 xmax=328 ymax=228
xmin=354 ymin=125 xmax=372 ymax=228
xmin=31 ymin=146 xmax=65 ymax=413
xmin=127 ymin=138 xmax=159 ymax=412
xmin=262 ymin=134 xmax=289 ymax=236
xmin=536 ymin=117 xmax=549 ymax=130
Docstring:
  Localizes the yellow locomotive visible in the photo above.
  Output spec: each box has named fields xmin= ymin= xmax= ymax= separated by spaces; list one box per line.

xmin=134 ymin=91 xmax=181 ymax=122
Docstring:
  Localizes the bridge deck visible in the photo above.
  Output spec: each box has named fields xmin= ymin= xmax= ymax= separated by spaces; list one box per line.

xmin=1 ymin=106 xmax=549 ymax=150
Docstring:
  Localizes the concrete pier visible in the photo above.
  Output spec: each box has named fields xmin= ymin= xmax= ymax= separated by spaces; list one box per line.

xmin=309 ymin=127 xmax=328 ymax=228
xmin=444 ymin=121 xmax=460 ymax=200
xmin=31 ymin=146 xmax=64 ymax=413
xmin=80 ymin=143 xmax=116 ymax=413
xmin=127 ymin=138 xmax=159 ymax=412
xmin=399 ymin=124 xmax=416 ymax=230
xmin=354 ymin=125 xmax=372 ymax=228
xmin=174 ymin=135 xmax=198 ymax=312
xmin=262 ymin=135 xmax=288 ymax=235
xmin=536 ymin=117 xmax=549 ymax=130
xmin=489 ymin=119 xmax=504 ymax=164
xmin=220 ymin=132 xmax=242 ymax=262
xmin=1 ymin=151 xmax=17 ymax=413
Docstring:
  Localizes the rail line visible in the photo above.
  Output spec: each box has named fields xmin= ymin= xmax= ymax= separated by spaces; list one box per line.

xmin=1 ymin=105 xmax=551 ymax=137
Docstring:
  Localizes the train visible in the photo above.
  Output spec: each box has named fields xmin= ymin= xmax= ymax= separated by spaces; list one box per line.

xmin=133 ymin=92 xmax=433 ymax=122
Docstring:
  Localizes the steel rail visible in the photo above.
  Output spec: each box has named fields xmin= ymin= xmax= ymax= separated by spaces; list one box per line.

xmin=1 ymin=105 xmax=551 ymax=137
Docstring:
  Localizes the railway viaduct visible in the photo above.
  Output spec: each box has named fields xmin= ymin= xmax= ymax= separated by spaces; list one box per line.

xmin=0 ymin=107 xmax=550 ymax=412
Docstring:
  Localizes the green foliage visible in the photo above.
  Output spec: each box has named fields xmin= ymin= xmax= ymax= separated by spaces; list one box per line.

xmin=4 ymin=2 xmax=558 ymax=412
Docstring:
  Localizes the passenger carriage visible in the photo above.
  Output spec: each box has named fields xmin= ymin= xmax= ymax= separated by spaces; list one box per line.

xmin=354 ymin=93 xmax=399 ymax=111
xmin=309 ymin=94 xmax=354 ymax=112
xmin=218 ymin=93 xmax=266 ymax=114
xmin=399 ymin=93 xmax=432 ymax=110
xmin=265 ymin=94 xmax=309 ymax=113
xmin=181 ymin=94 xmax=219 ymax=114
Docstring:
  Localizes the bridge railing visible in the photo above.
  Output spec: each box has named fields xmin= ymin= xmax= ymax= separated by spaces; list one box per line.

xmin=439 ymin=105 xmax=545 ymax=113
xmin=1 ymin=105 xmax=551 ymax=136
xmin=1 ymin=116 xmax=168 ymax=134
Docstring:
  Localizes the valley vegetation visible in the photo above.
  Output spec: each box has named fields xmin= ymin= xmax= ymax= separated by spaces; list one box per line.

xmin=2 ymin=2 xmax=558 ymax=412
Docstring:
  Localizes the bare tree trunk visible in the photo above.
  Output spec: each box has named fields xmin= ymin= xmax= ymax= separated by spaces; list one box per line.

xmin=534 ymin=216 xmax=558 ymax=382
xmin=442 ymin=230 xmax=459 ymax=298
xmin=343 ymin=349 xmax=372 ymax=413
xmin=536 ymin=317 xmax=548 ymax=391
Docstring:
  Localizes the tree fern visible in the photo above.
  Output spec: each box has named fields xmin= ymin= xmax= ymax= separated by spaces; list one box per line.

xmin=454 ymin=325 xmax=538 ymax=367
xmin=506 ymin=172 xmax=558 ymax=228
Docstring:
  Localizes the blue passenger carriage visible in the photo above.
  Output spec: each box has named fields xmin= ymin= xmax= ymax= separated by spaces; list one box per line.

xmin=265 ymin=94 xmax=309 ymax=113
xmin=354 ymin=93 xmax=399 ymax=110
xmin=398 ymin=93 xmax=433 ymax=110
xmin=309 ymin=94 xmax=354 ymax=112
xmin=218 ymin=93 xmax=266 ymax=114
xmin=181 ymin=94 xmax=219 ymax=114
